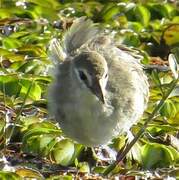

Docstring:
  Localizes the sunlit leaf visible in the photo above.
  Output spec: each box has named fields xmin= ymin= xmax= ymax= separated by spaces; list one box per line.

xmin=16 ymin=60 xmax=45 ymax=74
xmin=51 ymin=139 xmax=75 ymax=166
xmin=134 ymin=5 xmax=151 ymax=26
xmin=164 ymin=24 xmax=179 ymax=46
xmin=101 ymin=5 xmax=120 ymax=22
xmin=77 ymin=162 xmax=90 ymax=173
xmin=0 ymin=171 xmax=21 ymax=180
xmin=19 ymin=79 xmax=42 ymax=100
xmin=128 ymin=22 xmax=143 ymax=32
xmin=15 ymin=168 xmax=44 ymax=179
xmin=2 ymin=37 xmax=22 ymax=49
xmin=70 ymin=143 xmax=84 ymax=163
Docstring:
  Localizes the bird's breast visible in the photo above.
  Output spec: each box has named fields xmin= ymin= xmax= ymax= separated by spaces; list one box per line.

xmin=59 ymin=88 xmax=118 ymax=146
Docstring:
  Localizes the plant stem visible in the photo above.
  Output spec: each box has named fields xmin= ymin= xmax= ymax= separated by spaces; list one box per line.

xmin=8 ymin=80 xmax=34 ymax=143
xmin=103 ymin=77 xmax=179 ymax=176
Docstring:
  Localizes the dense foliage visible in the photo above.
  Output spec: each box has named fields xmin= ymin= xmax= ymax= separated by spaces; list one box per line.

xmin=0 ymin=0 xmax=179 ymax=179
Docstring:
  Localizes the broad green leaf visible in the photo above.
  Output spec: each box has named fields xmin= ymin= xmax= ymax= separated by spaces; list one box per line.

xmin=163 ymin=24 xmax=179 ymax=46
xmin=16 ymin=60 xmax=45 ymax=74
xmin=10 ymin=31 xmax=30 ymax=39
xmin=163 ymin=4 xmax=177 ymax=18
xmin=17 ymin=45 xmax=46 ymax=57
xmin=77 ymin=162 xmax=90 ymax=173
xmin=51 ymin=139 xmax=75 ymax=166
xmin=0 ymin=75 xmax=21 ymax=97
xmin=122 ymin=33 xmax=140 ymax=47
xmin=70 ymin=143 xmax=84 ymax=163
xmin=2 ymin=37 xmax=22 ymax=49
xmin=0 ymin=9 xmax=12 ymax=18
xmin=102 ymin=6 xmax=120 ymax=21
xmin=149 ymin=4 xmax=174 ymax=19
xmin=168 ymin=102 xmax=179 ymax=125
xmin=147 ymin=124 xmax=179 ymax=133
xmin=134 ymin=5 xmax=150 ymax=26
xmin=142 ymin=143 xmax=176 ymax=169
xmin=46 ymin=175 xmax=73 ymax=180
xmin=22 ymin=121 xmax=61 ymax=144
xmin=151 ymin=70 xmax=161 ymax=86
xmin=172 ymin=16 xmax=179 ymax=23
xmin=22 ymin=122 xmax=61 ymax=155
xmin=5 ymin=54 xmax=25 ymax=62
xmin=19 ymin=79 xmax=42 ymax=100
xmin=128 ymin=22 xmax=143 ymax=32
xmin=20 ymin=116 xmax=42 ymax=129
xmin=15 ymin=168 xmax=44 ymax=179
xmin=39 ymin=134 xmax=57 ymax=156
xmin=0 ymin=48 xmax=12 ymax=56
xmin=0 ymin=48 xmax=25 ymax=62
xmin=160 ymin=99 xmax=177 ymax=119
xmin=0 ymin=171 xmax=21 ymax=180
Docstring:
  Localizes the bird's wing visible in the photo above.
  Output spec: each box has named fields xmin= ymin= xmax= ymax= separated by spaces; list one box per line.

xmin=116 ymin=44 xmax=144 ymax=63
xmin=63 ymin=17 xmax=98 ymax=54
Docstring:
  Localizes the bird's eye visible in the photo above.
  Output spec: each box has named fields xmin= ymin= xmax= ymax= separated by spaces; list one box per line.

xmin=104 ymin=73 xmax=108 ymax=78
xmin=78 ymin=70 xmax=87 ymax=81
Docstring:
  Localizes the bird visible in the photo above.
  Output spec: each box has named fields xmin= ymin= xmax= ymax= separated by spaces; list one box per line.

xmin=48 ymin=17 xmax=149 ymax=147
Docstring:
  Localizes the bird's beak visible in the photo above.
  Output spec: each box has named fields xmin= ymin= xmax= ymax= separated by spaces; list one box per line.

xmin=91 ymin=80 xmax=105 ymax=104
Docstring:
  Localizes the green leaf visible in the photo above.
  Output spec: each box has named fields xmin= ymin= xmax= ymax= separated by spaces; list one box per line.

xmin=51 ymin=139 xmax=75 ymax=166
xmin=15 ymin=168 xmax=44 ymax=179
xmin=16 ymin=60 xmax=45 ymax=74
xmin=147 ymin=124 xmax=179 ymax=133
xmin=22 ymin=121 xmax=61 ymax=155
xmin=159 ymin=99 xmax=177 ymax=119
xmin=0 ymin=171 xmax=21 ymax=180
xmin=19 ymin=79 xmax=42 ymax=100
xmin=164 ymin=24 xmax=179 ymax=46
xmin=0 ymin=75 xmax=21 ymax=97
xmin=70 ymin=143 xmax=84 ymax=163
xmin=128 ymin=22 xmax=143 ymax=32
xmin=134 ymin=5 xmax=150 ymax=26
xmin=122 ymin=33 xmax=140 ymax=47
xmin=142 ymin=143 xmax=176 ymax=169
xmin=163 ymin=4 xmax=177 ymax=18
xmin=151 ymin=70 xmax=162 ymax=86
xmin=23 ymin=125 xmax=60 ymax=140
xmin=17 ymin=45 xmax=47 ymax=57
xmin=39 ymin=134 xmax=57 ymax=156
xmin=46 ymin=175 xmax=73 ymax=180
xmin=101 ymin=5 xmax=120 ymax=21
xmin=2 ymin=37 xmax=22 ymax=49
xmin=149 ymin=4 xmax=174 ymax=19
xmin=77 ymin=162 xmax=90 ymax=173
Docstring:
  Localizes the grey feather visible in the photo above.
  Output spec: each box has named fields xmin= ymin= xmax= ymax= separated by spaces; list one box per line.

xmin=63 ymin=17 xmax=98 ymax=54
xmin=49 ymin=38 xmax=66 ymax=64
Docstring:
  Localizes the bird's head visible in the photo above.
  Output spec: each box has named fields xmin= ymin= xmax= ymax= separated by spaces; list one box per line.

xmin=73 ymin=51 xmax=108 ymax=104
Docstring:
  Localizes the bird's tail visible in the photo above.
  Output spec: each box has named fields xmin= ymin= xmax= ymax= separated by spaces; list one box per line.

xmin=63 ymin=17 xmax=98 ymax=54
